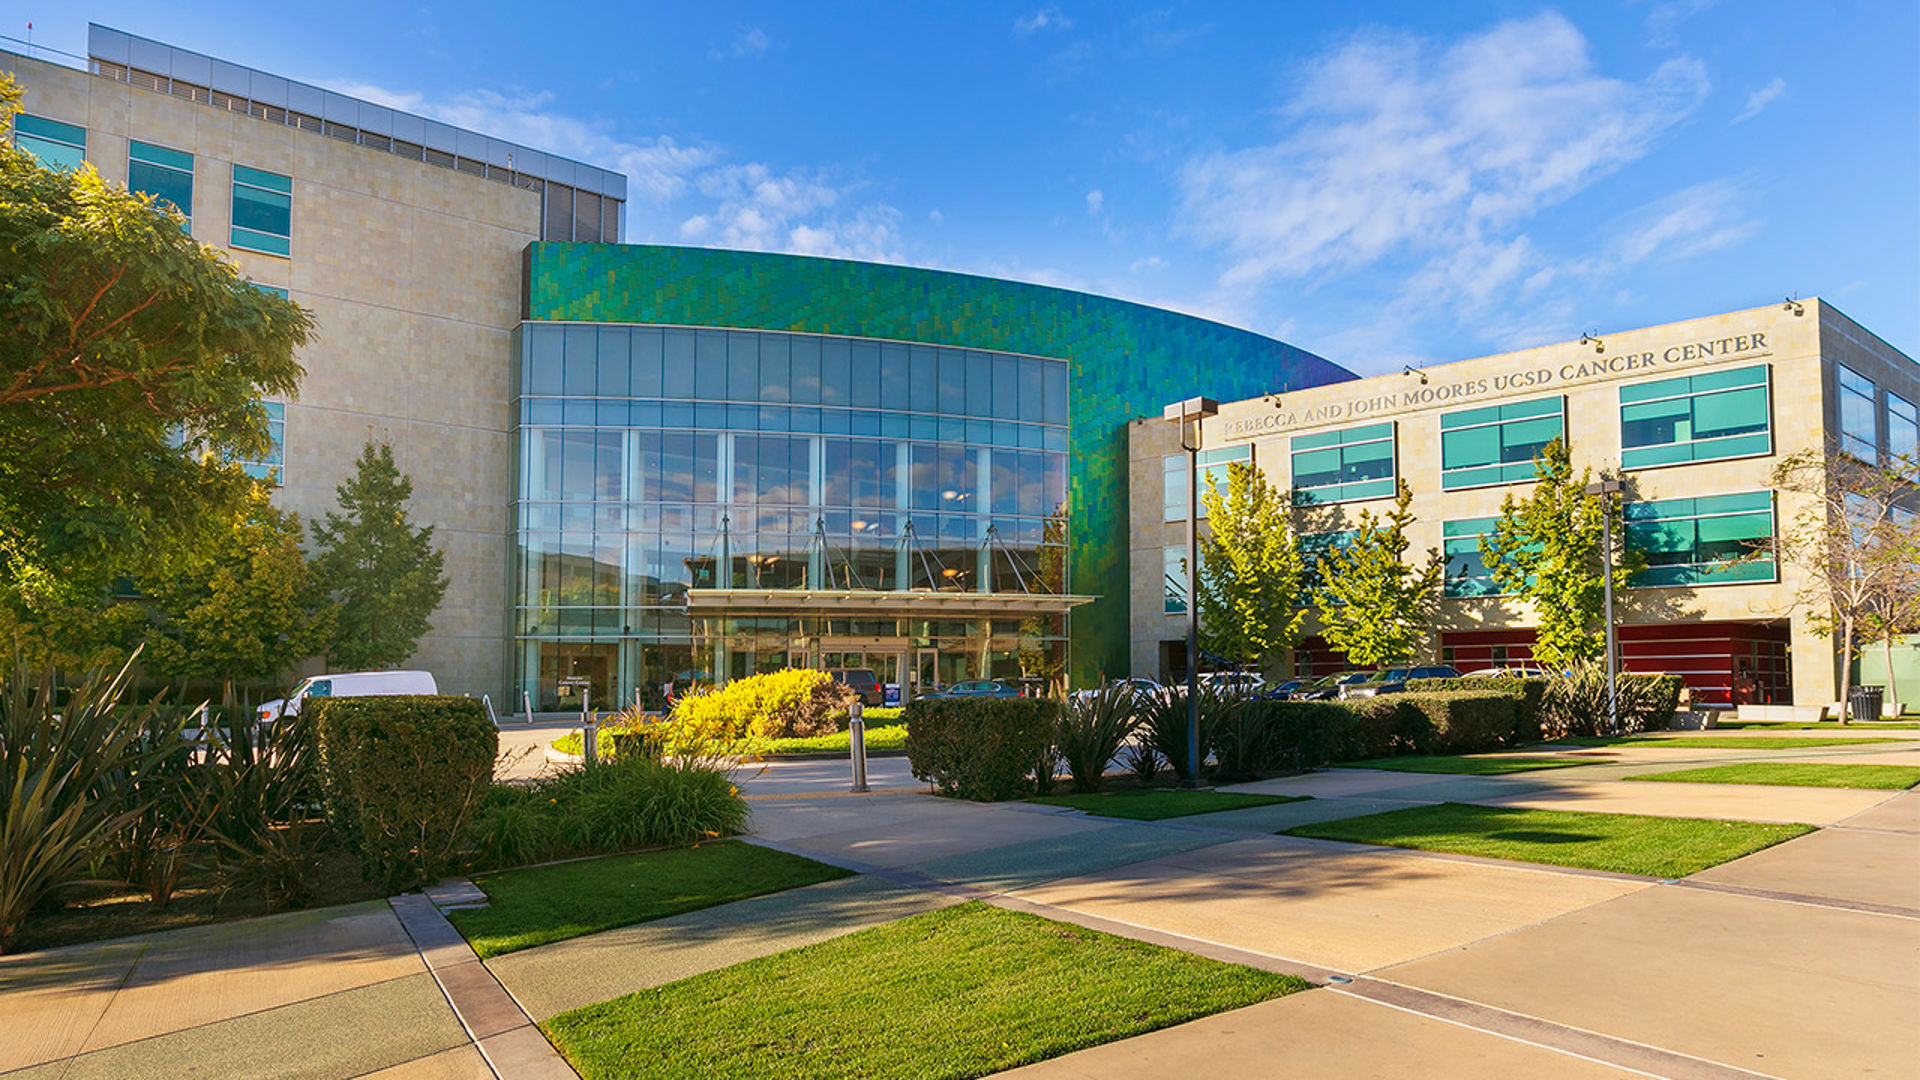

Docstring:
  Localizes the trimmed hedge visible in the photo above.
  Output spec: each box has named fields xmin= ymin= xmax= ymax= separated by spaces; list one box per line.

xmin=671 ymin=668 xmax=858 ymax=741
xmin=904 ymin=697 xmax=1058 ymax=801
xmin=1407 ymin=677 xmax=1548 ymax=743
xmin=312 ymin=695 xmax=497 ymax=892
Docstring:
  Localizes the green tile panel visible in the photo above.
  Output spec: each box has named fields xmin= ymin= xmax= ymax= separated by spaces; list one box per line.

xmin=523 ymin=243 xmax=1355 ymax=680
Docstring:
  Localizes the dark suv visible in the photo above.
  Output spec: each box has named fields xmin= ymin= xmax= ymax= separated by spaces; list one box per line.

xmin=827 ymin=667 xmax=885 ymax=706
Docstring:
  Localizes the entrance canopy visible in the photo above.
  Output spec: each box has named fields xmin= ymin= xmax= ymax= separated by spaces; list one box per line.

xmin=684 ymin=588 xmax=1097 ymax=619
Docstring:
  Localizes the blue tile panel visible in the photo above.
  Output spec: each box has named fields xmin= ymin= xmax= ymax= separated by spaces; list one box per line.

xmin=523 ymin=242 xmax=1356 ymax=681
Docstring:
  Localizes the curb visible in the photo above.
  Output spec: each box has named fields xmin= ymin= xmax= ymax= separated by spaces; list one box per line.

xmin=389 ymin=890 xmax=578 ymax=1079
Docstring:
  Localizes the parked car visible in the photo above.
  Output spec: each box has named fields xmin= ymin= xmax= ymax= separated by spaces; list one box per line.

xmin=1070 ymin=677 xmax=1164 ymax=704
xmin=827 ymin=667 xmax=886 ymax=706
xmin=925 ymin=678 xmax=1024 ymax=699
xmin=257 ymin=669 xmax=438 ymax=725
xmin=1295 ymin=672 xmax=1376 ymax=700
xmin=1340 ymin=665 xmax=1463 ymax=699
xmin=1199 ymin=671 xmax=1265 ymax=693
xmin=1464 ymin=664 xmax=1554 ymax=679
xmin=1264 ymin=678 xmax=1309 ymax=699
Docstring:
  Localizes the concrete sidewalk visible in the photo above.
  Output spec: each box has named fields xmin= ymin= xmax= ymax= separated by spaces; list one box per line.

xmin=0 ymin=901 xmax=477 ymax=1079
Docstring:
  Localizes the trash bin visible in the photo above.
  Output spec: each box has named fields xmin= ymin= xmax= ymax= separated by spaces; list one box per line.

xmin=1849 ymin=685 xmax=1884 ymax=722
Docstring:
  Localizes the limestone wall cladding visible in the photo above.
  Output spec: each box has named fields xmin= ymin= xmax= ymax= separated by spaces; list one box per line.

xmin=1126 ymin=302 xmax=1918 ymax=704
xmin=11 ymin=55 xmax=534 ymax=698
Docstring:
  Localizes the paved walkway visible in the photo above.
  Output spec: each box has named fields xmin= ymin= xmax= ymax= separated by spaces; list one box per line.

xmin=5 ymin=735 xmax=1912 ymax=1079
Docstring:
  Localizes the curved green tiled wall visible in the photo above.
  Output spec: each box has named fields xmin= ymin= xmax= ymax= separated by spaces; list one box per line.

xmin=523 ymin=242 xmax=1355 ymax=681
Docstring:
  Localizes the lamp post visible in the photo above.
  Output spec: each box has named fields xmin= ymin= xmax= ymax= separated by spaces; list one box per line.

xmin=1584 ymin=478 xmax=1625 ymax=735
xmin=1162 ymin=396 xmax=1218 ymax=788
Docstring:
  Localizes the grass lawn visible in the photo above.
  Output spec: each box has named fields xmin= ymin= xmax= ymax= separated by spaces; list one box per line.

xmin=450 ymin=842 xmax=853 ymax=958
xmin=1624 ymin=763 xmax=1920 ymax=790
xmin=1340 ymin=755 xmax=1597 ymax=775
xmin=1284 ymin=802 xmax=1813 ymax=877
xmin=1029 ymin=789 xmax=1311 ymax=819
xmin=542 ymin=902 xmax=1307 ymax=1080
xmin=1553 ymin=736 xmax=1910 ymax=749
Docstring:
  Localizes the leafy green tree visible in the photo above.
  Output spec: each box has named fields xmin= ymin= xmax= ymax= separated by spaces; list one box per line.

xmin=140 ymin=486 xmax=333 ymax=704
xmin=0 ymin=76 xmax=312 ymax=618
xmin=1195 ymin=461 xmax=1307 ymax=669
xmin=1480 ymin=438 xmax=1640 ymax=669
xmin=311 ymin=442 xmax=449 ymax=670
xmin=1315 ymin=480 xmax=1443 ymax=666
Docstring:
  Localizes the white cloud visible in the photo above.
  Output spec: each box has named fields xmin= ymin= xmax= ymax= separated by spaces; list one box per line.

xmin=1645 ymin=0 xmax=1714 ymax=48
xmin=324 ymin=78 xmax=902 ymax=260
xmin=1085 ymin=188 xmax=1104 ymax=215
xmin=1176 ymin=12 xmax=1709 ymax=292
xmin=1015 ymin=5 xmax=1073 ymax=35
xmin=1605 ymin=178 xmax=1758 ymax=264
xmin=928 ymin=209 xmax=944 ymax=223
xmin=325 ymin=80 xmax=714 ymax=201
xmin=710 ymin=27 xmax=770 ymax=62
xmin=684 ymin=163 xmax=904 ymax=262
xmin=1130 ymin=254 xmax=1165 ymax=272
xmin=1732 ymin=77 xmax=1787 ymax=123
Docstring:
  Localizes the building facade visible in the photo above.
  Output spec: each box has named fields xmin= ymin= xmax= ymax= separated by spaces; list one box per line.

xmin=1131 ymin=302 xmax=1920 ymax=712
xmin=7 ymin=26 xmax=1352 ymax=705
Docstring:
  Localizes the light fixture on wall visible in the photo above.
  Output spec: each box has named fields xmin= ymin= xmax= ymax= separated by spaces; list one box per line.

xmin=1783 ymin=295 xmax=1804 ymax=317
xmin=1402 ymin=364 xmax=1429 ymax=385
xmin=1263 ymin=392 xmax=1284 ymax=410
xmin=1580 ymin=332 xmax=1605 ymax=354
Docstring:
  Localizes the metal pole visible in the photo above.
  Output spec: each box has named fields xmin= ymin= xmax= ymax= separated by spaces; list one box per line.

xmin=1184 ymin=416 xmax=1202 ymax=788
xmin=1602 ymin=494 xmax=1619 ymax=735
xmin=848 ymin=699 xmax=869 ymax=792
xmin=581 ymin=686 xmax=597 ymax=766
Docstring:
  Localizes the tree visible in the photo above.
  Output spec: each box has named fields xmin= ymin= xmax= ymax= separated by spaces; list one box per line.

xmin=1314 ymin=479 xmax=1443 ymax=667
xmin=311 ymin=442 xmax=450 ymax=670
xmin=0 ymin=76 xmax=312 ymax=614
xmin=1767 ymin=445 xmax=1920 ymax=722
xmin=1195 ymin=461 xmax=1307 ymax=670
xmin=1480 ymin=438 xmax=1639 ymax=670
xmin=139 ymin=486 xmax=333 ymax=704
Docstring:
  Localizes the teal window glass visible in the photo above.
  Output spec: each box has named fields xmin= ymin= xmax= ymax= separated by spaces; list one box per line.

xmin=231 ymin=165 xmax=292 ymax=256
xmin=14 ymin=114 xmax=86 ymax=170
xmin=1440 ymin=397 xmax=1563 ymax=490
xmin=235 ymin=401 xmax=286 ymax=484
xmin=1837 ymin=365 xmax=1878 ymax=460
xmin=1164 ymin=546 xmax=1189 ymax=614
xmin=129 ymin=141 xmax=193 ymax=225
xmin=1163 ymin=445 xmax=1251 ymax=521
xmin=1291 ymin=422 xmax=1395 ymax=504
xmin=1625 ymin=491 xmax=1775 ymax=587
xmin=250 ymin=283 xmax=289 ymax=299
xmin=1888 ymin=393 xmax=1918 ymax=462
xmin=1619 ymin=366 xmax=1771 ymax=469
xmin=1442 ymin=517 xmax=1504 ymax=597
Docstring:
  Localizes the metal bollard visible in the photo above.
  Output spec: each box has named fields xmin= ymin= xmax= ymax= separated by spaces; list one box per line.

xmin=848 ymin=700 xmax=869 ymax=793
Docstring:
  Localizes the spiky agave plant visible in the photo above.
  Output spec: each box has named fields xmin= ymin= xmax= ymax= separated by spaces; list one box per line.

xmin=0 ymin=653 xmax=188 ymax=951
xmin=1054 ymin=682 xmax=1139 ymax=793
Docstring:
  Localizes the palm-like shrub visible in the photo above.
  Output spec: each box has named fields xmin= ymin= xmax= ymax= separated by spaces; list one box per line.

xmin=0 ymin=655 xmax=188 ymax=951
xmin=195 ymin=708 xmax=330 ymax=911
xmin=1054 ymin=683 xmax=1138 ymax=793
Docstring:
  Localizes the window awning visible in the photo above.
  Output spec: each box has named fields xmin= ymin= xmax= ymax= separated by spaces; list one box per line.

xmin=683 ymin=589 xmax=1096 ymax=618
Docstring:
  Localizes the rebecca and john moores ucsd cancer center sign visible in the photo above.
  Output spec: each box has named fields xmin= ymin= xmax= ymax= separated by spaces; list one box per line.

xmin=1222 ymin=331 xmax=1774 ymax=440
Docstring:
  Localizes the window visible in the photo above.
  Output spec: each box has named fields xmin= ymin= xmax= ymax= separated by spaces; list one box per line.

xmin=231 ymin=165 xmax=292 ymax=256
xmin=1291 ymin=422 xmax=1395 ymax=504
xmin=1299 ymin=530 xmax=1357 ymax=598
xmin=1162 ymin=445 xmax=1251 ymax=521
xmin=1163 ymin=546 xmax=1191 ymax=614
xmin=129 ymin=141 xmax=193 ymax=226
xmin=1442 ymin=517 xmax=1503 ymax=597
xmin=1626 ymin=492 xmax=1775 ymax=587
xmin=1837 ymin=366 xmax=1879 ymax=460
xmin=1619 ymin=365 xmax=1771 ymax=468
xmin=250 ymin=283 xmax=289 ymax=299
xmin=1440 ymin=397 xmax=1563 ymax=489
xmin=235 ymin=401 xmax=286 ymax=484
xmin=13 ymin=114 xmax=85 ymax=170
xmin=1889 ymin=393 xmax=1919 ymax=462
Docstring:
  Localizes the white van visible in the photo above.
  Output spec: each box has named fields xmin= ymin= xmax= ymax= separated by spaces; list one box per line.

xmin=257 ymin=670 xmax=437 ymax=724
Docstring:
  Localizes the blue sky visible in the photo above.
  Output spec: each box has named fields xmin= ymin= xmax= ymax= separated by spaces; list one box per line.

xmin=6 ymin=2 xmax=1915 ymax=375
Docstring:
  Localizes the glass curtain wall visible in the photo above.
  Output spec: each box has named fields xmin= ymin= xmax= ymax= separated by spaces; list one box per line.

xmin=514 ymin=324 xmax=1069 ymax=708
